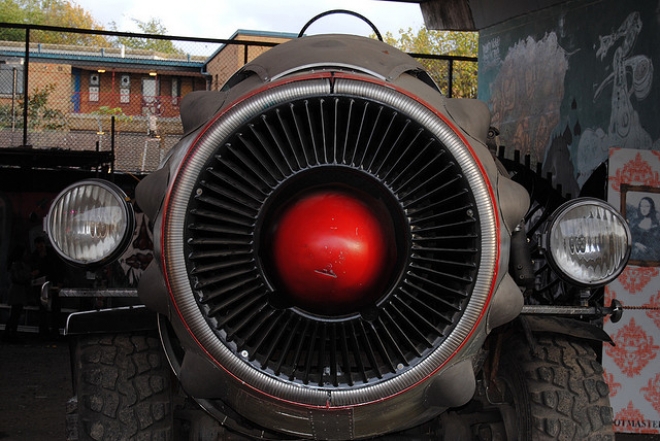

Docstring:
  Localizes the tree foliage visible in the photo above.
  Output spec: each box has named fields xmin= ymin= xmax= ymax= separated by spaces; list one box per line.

xmin=0 ymin=84 xmax=67 ymax=130
xmin=382 ymin=27 xmax=479 ymax=98
xmin=0 ymin=1 xmax=181 ymax=54
xmin=0 ymin=0 xmax=108 ymax=45
xmin=112 ymin=18 xmax=184 ymax=55
xmin=25 ymin=83 xmax=67 ymax=130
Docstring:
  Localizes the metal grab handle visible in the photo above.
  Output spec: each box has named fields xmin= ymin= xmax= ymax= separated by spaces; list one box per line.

xmin=297 ymin=9 xmax=383 ymax=41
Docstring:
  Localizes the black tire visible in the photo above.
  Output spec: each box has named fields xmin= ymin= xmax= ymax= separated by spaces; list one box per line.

xmin=497 ymin=335 xmax=614 ymax=441
xmin=74 ymin=332 xmax=174 ymax=441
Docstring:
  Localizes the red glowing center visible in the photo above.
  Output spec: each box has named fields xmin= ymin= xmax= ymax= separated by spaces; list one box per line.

xmin=271 ymin=190 xmax=392 ymax=314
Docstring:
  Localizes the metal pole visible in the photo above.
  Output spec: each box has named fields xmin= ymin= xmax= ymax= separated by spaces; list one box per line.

xmin=11 ymin=67 xmax=17 ymax=131
xmin=447 ymin=59 xmax=454 ymax=98
xmin=111 ymin=115 xmax=116 ymax=179
xmin=95 ymin=139 xmax=100 ymax=177
xmin=22 ymin=28 xmax=30 ymax=146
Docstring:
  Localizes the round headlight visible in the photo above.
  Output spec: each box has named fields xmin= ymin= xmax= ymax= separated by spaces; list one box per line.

xmin=46 ymin=180 xmax=135 ymax=267
xmin=545 ymin=198 xmax=631 ymax=287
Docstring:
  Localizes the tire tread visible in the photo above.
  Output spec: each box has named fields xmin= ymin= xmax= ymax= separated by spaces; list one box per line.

xmin=504 ymin=335 xmax=614 ymax=441
xmin=76 ymin=333 xmax=172 ymax=441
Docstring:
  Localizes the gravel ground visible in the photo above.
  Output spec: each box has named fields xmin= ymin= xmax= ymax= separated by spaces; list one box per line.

xmin=1 ymin=331 xmax=659 ymax=441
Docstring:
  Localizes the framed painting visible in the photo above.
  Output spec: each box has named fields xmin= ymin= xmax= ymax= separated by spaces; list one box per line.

xmin=620 ymin=184 xmax=660 ymax=267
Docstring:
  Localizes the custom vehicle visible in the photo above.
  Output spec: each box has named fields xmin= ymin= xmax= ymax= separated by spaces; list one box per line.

xmin=46 ymin=14 xmax=631 ymax=441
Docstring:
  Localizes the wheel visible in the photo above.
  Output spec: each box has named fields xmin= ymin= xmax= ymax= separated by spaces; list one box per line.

xmin=73 ymin=332 xmax=174 ymax=441
xmin=495 ymin=335 xmax=614 ymax=440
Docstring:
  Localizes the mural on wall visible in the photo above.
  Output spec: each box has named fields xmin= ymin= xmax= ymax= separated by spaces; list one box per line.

xmin=578 ymin=12 xmax=654 ymax=188
xmin=485 ymin=32 xmax=572 ymax=185
xmin=479 ymin=0 xmax=660 ymax=196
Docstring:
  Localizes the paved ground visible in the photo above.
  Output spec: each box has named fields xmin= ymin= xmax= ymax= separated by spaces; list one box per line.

xmin=0 ymin=333 xmax=71 ymax=441
xmin=0 ymin=332 xmax=659 ymax=441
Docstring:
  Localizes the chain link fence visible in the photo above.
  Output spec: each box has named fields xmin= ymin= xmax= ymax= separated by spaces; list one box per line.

xmin=0 ymin=24 xmax=477 ymax=174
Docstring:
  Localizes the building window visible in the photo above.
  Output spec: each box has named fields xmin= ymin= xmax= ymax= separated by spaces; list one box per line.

xmin=142 ymin=76 xmax=160 ymax=115
xmin=171 ymin=77 xmax=181 ymax=105
xmin=0 ymin=62 xmax=24 ymax=96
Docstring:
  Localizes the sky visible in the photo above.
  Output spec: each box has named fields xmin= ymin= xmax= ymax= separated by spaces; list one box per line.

xmin=73 ymin=0 xmax=426 ymax=40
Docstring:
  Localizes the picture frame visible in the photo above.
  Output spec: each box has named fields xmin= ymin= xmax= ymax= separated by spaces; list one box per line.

xmin=620 ymin=183 xmax=660 ymax=267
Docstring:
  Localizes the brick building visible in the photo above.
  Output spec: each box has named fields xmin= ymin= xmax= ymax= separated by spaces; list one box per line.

xmin=205 ymin=30 xmax=296 ymax=91
xmin=0 ymin=30 xmax=295 ymax=139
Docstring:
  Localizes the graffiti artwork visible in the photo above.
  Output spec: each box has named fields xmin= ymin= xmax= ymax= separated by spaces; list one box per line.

xmin=480 ymin=2 xmax=659 ymax=198
xmin=578 ymin=11 xmax=654 ymax=187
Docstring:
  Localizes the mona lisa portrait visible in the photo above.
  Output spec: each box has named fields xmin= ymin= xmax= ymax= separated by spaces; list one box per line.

xmin=621 ymin=184 xmax=660 ymax=266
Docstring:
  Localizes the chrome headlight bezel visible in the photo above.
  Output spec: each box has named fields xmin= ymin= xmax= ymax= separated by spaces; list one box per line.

xmin=46 ymin=179 xmax=135 ymax=267
xmin=544 ymin=198 xmax=631 ymax=287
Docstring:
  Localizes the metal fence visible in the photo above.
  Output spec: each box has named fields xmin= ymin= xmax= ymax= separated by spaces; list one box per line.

xmin=0 ymin=23 xmax=477 ymax=174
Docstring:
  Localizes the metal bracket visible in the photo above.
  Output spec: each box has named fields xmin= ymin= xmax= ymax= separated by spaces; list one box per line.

xmin=520 ymin=298 xmax=623 ymax=323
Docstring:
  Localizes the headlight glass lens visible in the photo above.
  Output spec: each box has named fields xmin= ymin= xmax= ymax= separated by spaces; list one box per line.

xmin=547 ymin=198 xmax=631 ymax=286
xmin=47 ymin=180 xmax=134 ymax=266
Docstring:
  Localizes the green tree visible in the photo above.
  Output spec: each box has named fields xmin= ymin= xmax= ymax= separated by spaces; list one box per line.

xmin=0 ymin=0 xmax=108 ymax=45
xmin=0 ymin=84 xmax=66 ymax=130
xmin=112 ymin=18 xmax=184 ymax=55
xmin=26 ymin=84 xmax=67 ymax=130
xmin=92 ymin=105 xmax=132 ymax=134
xmin=0 ymin=0 xmax=26 ymax=40
xmin=381 ymin=27 xmax=478 ymax=98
